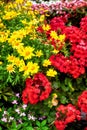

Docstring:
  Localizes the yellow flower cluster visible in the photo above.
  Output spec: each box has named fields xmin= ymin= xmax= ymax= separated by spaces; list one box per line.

xmin=0 ymin=19 xmax=6 ymax=29
xmin=50 ymin=31 xmax=65 ymax=42
xmin=18 ymin=46 xmax=34 ymax=60
xmin=19 ymin=62 xmax=39 ymax=77
xmin=0 ymin=0 xmax=58 ymax=80
xmin=3 ymin=11 xmax=19 ymax=20
xmin=6 ymin=54 xmax=39 ymax=77
xmin=42 ymin=24 xmax=51 ymax=31
xmin=0 ymin=30 xmax=10 ymax=42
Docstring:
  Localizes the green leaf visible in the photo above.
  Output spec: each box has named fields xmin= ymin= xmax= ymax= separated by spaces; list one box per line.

xmin=3 ymin=95 xmax=8 ymax=101
xmin=26 ymin=127 xmax=34 ymax=130
xmin=11 ymin=121 xmax=17 ymax=129
xmin=5 ymin=92 xmax=13 ymax=96
xmin=61 ymin=83 xmax=69 ymax=92
xmin=23 ymin=122 xmax=28 ymax=127
xmin=37 ymin=128 xmax=41 ymax=130
xmin=17 ymin=124 xmax=22 ymax=130
xmin=11 ymin=129 xmax=17 ymax=130
xmin=52 ymin=81 xmax=60 ymax=89
xmin=36 ymin=121 xmax=41 ymax=127
xmin=67 ymin=22 xmax=72 ymax=26
xmin=60 ymin=96 xmax=68 ymax=104
xmin=0 ymin=91 xmax=2 ymax=93
xmin=41 ymin=120 xmax=47 ymax=127
xmin=42 ymin=126 xmax=48 ymax=130
xmin=68 ymin=81 xmax=74 ymax=92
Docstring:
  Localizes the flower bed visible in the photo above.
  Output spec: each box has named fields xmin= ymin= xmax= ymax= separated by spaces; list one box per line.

xmin=0 ymin=0 xmax=87 ymax=130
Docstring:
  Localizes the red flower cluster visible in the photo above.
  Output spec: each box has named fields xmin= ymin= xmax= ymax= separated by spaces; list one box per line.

xmin=54 ymin=120 xmax=66 ymax=130
xmin=49 ymin=54 xmax=69 ymax=73
xmin=62 ymin=26 xmax=82 ymax=43
xmin=78 ymin=90 xmax=87 ymax=113
xmin=54 ymin=104 xmax=81 ymax=130
xmin=22 ymin=73 xmax=52 ymax=104
xmin=80 ymin=16 xmax=87 ymax=34
xmin=50 ymin=16 xmax=67 ymax=32
xmin=50 ymin=53 xmax=85 ymax=78
xmin=49 ymin=15 xmax=87 ymax=78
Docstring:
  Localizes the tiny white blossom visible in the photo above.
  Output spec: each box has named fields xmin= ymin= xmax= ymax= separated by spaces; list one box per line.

xmin=15 ymin=108 xmax=20 ymax=114
xmin=15 ymin=93 xmax=20 ymax=98
xmin=3 ymin=111 xmax=7 ymax=116
xmin=8 ymin=117 xmax=14 ymax=122
xmin=18 ymin=119 xmax=22 ymax=124
xmin=12 ymin=100 xmax=18 ymax=104
xmin=22 ymin=104 xmax=27 ymax=110
xmin=1 ymin=117 xmax=7 ymax=122
xmin=20 ymin=112 xmax=26 ymax=117
xmin=28 ymin=114 xmax=37 ymax=121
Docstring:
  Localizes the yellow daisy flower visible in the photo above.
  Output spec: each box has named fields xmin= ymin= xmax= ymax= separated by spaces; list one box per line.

xmin=7 ymin=55 xmax=16 ymax=63
xmin=6 ymin=64 xmax=14 ymax=73
xmin=43 ymin=59 xmax=51 ymax=67
xmin=58 ymin=34 xmax=65 ymax=42
xmin=50 ymin=31 xmax=58 ymax=40
xmin=46 ymin=68 xmax=57 ymax=77
xmin=14 ymin=58 xmax=24 ymax=68
xmin=22 ymin=46 xmax=34 ymax=60
xmin=42 ymin=24 xmax=51 ymax=31
xmin=35 ymin=50 xmax=43 ymax=57
xmin=11 ymin=40 xmax=24 ymax=49
xmin=27 ymin=62 xmax=39 ymax=75
xmin=52 ymin=49 xmax=59 ymax=54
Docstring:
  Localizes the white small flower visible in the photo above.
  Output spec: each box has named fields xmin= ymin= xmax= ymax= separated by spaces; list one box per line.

xmin=20 ymin=112 xmax=26 ymax=117
xmin=22 ymin=104 xmax=27 ymax=110
xmin=9 ymin=116 xmax=14 ymax=120
xmin=1 ymin=117 xmax=7 ymax=122
xmin=8 ymin=117 xmax=14 ymax=122
xmin=15 ymin=93 xmax=20 ymax=98
xmin=3 ymin=111 xmax=7 ymax=116
xmin=15 ymin=108 xmax=20 ymax=114
xmin=28 ymin=114 xmax=37 ymax=121
xmin=12 ymin=100 xmax=18 ymax=104
xmin=4 ymin=111 xmax=7 ymax=115
xmin=18 ymin=119 xmax=22 ymax=124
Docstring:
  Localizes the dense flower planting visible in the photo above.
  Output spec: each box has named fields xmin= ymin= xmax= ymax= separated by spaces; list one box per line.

xmin=0 ymin=0 xmax=87 ymax=130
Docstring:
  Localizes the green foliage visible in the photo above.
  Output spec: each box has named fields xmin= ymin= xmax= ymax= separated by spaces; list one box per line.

xmin=0 ymin=87 xmax=13 ymax=101
xmin=36 ymin=120 xmax=49 ymax=130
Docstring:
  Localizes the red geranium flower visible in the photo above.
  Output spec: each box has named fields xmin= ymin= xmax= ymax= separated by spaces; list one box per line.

xmin=78 ymin=90 xmax=87 ymax=113
xmin=54 ymin=104 xmax=81 ymax=130
xmin=54 ymin=120 xmax=66 ymax=130
xmin=22 ymin=73 xmax=52 ymax=104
